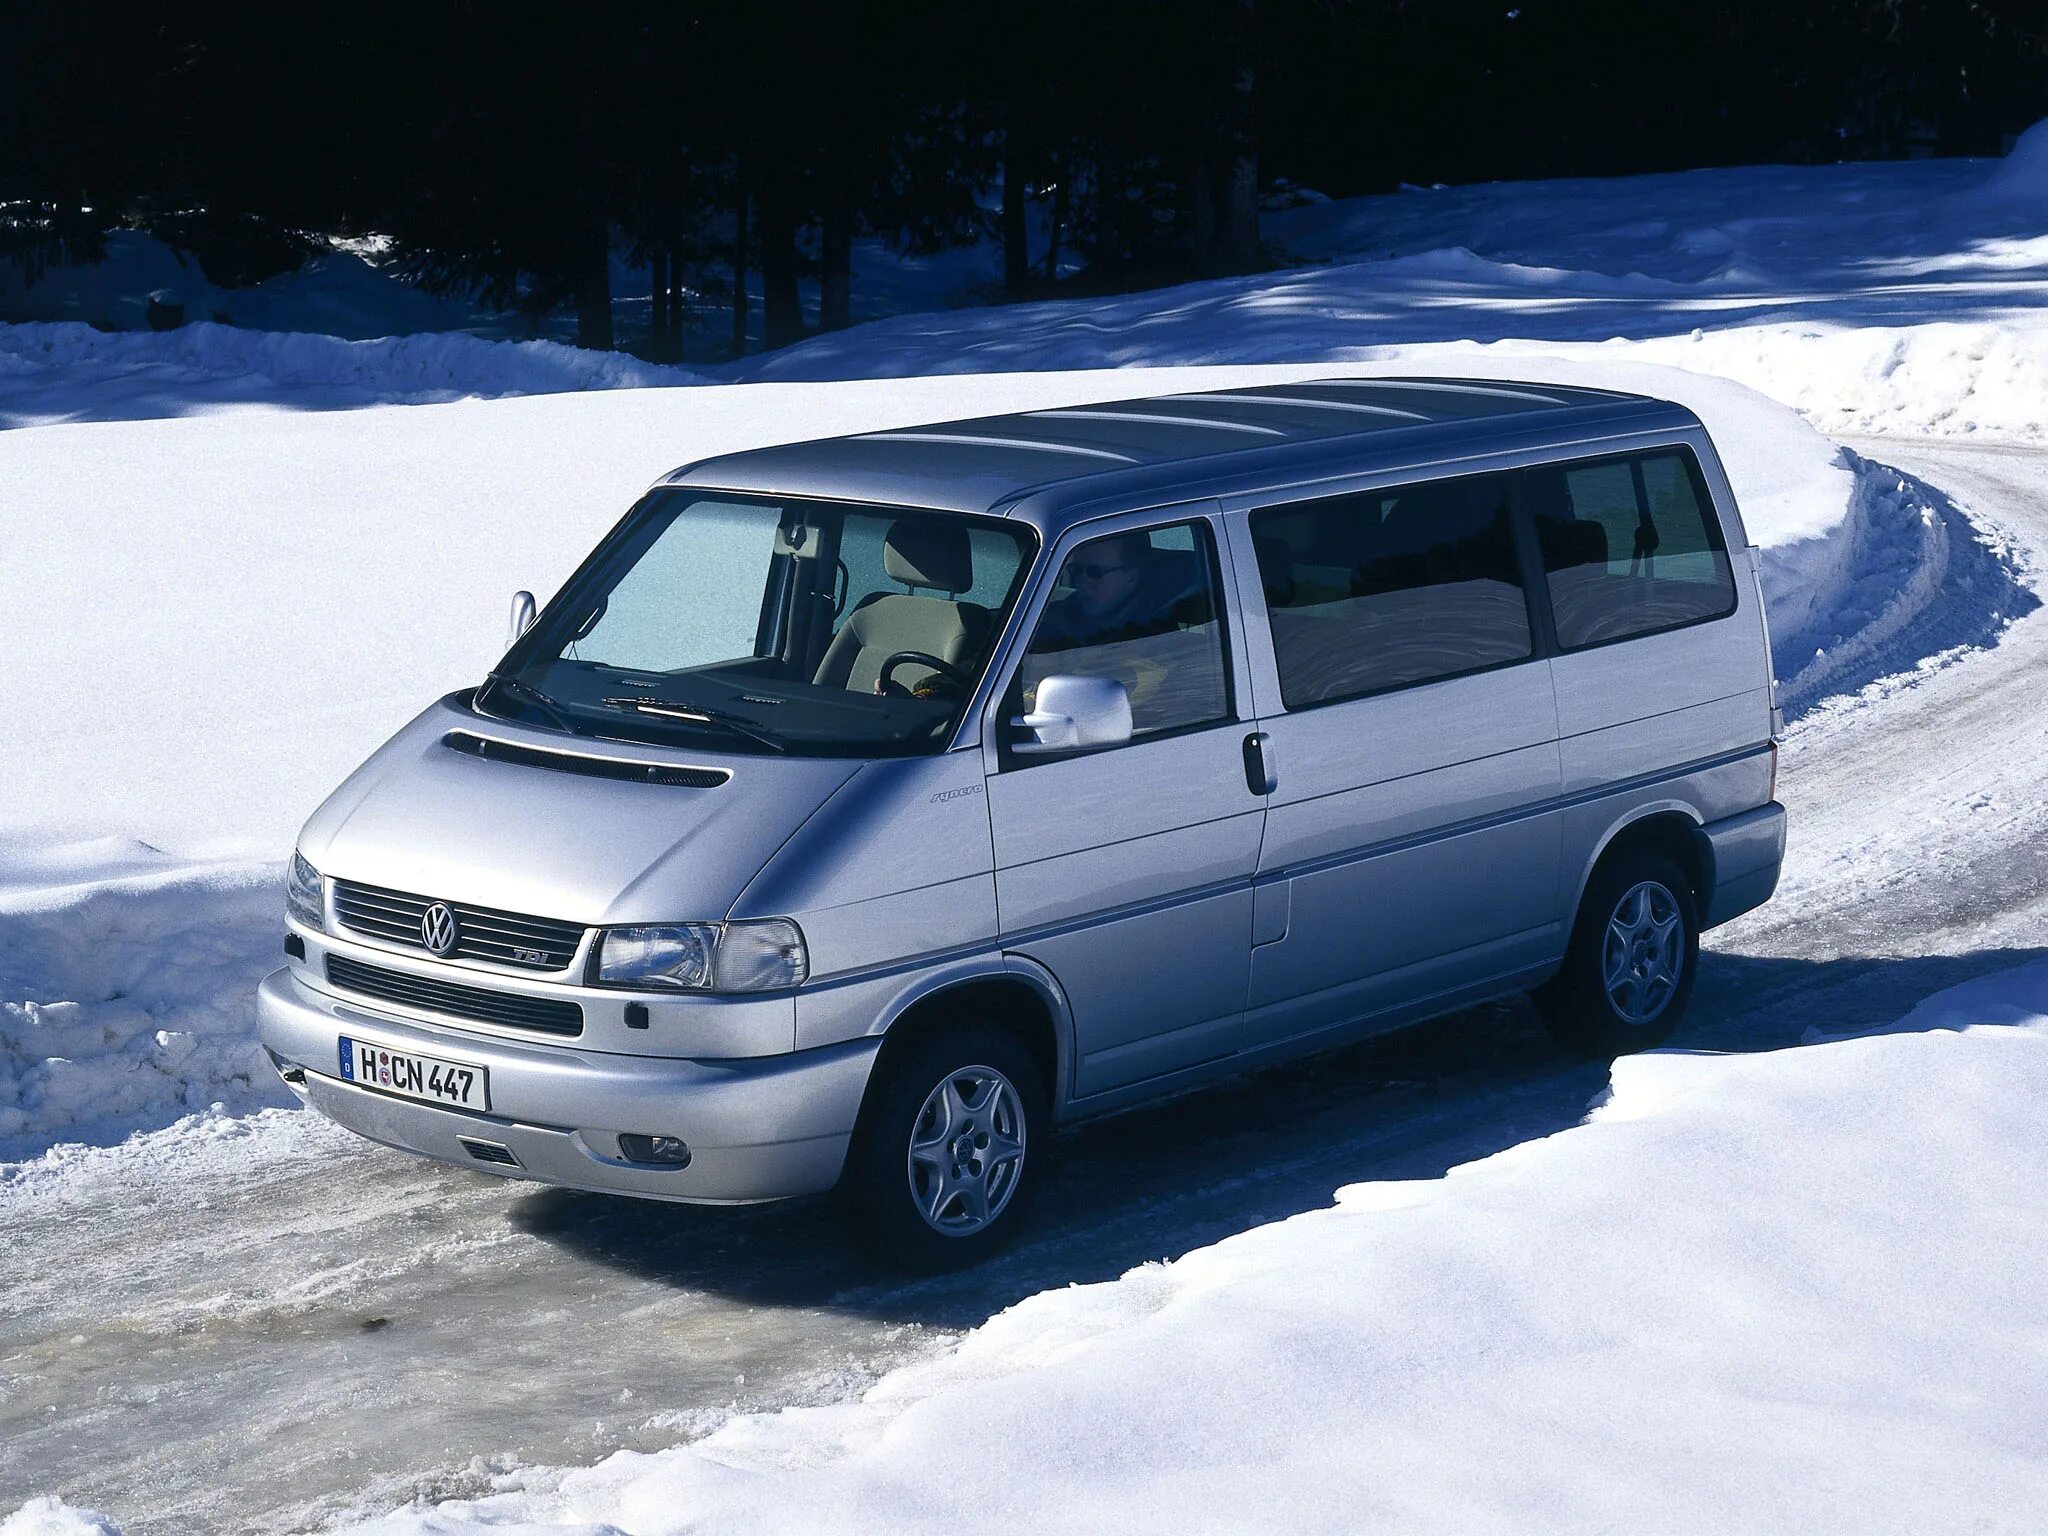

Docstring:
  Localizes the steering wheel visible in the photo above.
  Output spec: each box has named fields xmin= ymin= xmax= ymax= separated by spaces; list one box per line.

xmin=875 ymin=650 xmax=970 ymax=697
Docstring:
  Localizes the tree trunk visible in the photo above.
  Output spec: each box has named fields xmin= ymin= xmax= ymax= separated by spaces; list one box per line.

xmin=574 ymin=213 xmax=613 ymax=351
xmin=820 ymin=196 xmax=852 ymax=331
xmin=1189 ymin=153 xmax=1218 ymax=277
xmin=1213 ymin=0 xmax=1261 ymax=277
xmin=1044 ymin=160 xmax=1065 ymax=283
xmin=572 ymin=103 xmax=612 ymax=352
xmin=1091 ymin=149 xmax=1121 ymax=281
xmin=758 ymin=185 xmax=803 ymax=350
xmin=668 ymin=242 xmax=687 ymax=359
xmin=730 ymin=192 xmax=749 ymax=359
xmin=650 ymin=245 xmax=669 ymax=355
xmin=1002 ymin=130 xmax=1030 ymax=297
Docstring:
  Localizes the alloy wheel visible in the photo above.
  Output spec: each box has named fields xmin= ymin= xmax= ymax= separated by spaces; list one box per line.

xmin=1601 ymin=879 xmax=1685 ymax=1025
xmin=905 ymin=1065 xmax=1027 ymax=1236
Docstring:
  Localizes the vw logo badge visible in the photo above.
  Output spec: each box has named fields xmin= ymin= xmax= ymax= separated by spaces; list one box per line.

xmin=420 ymin=902 xmax=459 ymax=956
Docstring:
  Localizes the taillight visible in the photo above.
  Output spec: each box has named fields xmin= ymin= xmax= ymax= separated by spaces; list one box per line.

xmin=1767 ymin=739 xmax=1780 ymax=802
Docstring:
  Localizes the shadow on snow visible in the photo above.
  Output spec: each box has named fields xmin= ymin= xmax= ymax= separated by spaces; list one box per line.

xmin=510 ymin=942 xmax=2045 ymax=1328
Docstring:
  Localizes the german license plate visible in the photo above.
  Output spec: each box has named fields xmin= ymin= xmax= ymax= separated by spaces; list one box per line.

xmin=339 ymin=1036 xmax=489 ymax=1111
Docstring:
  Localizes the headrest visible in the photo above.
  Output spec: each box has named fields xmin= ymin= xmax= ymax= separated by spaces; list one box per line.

xmin=1539 ymin=516 xmax=1608 ymax=570
xmin=884 ymin=518 xmax=972 ymax=593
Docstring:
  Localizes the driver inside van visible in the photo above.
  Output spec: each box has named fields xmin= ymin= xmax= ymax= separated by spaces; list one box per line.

xmin=1033 ymin=532 xmax=1188 ymax=653
xmin=1023 ymin=531 xmax=1215 ymax=724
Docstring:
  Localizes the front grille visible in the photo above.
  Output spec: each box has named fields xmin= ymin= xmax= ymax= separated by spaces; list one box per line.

xmin=325 ymin=954 xmax=584 ymax=1037
xmin=332 ymin=880 xmax=586 ymax=971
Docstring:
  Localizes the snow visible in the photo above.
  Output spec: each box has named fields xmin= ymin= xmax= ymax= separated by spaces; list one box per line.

xmin=0 ymin=841 xmax=286 ymax=1162
xmin=1952 ymin=115 xmax=2048 ymax=212
xmin=1 ymin=358 xmax=1906 ymax=872
xmin=7 ymin=137 xmax=2048 ymax=1532
xmin=0 ymin=320 xmax=699 ymax=428
xmin=10 ymin=960 xmax=2015 ymax=1536
xmin=7 ymin=136 xmax=2048 ymax=440
xmin=0 ymin=229 xmax=478 ymax=337
xmin=0 ymin=1500 xmax=121 ymax=1536
xmin=1 ymin=152 xmax=2037 ymax=1191
xmin=28 ymin=353 xmax=1991 ymax=1164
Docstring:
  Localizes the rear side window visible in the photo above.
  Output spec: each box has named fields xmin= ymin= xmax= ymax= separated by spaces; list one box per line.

xmin=1528 ymin=448 xmax=1737 ymax=649
xmin=1250 ymin=469 xmax=1531 ymax=708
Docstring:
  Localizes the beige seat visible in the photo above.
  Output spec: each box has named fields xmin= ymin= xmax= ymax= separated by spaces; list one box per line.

xmin=814 ymin=519 xmax=989 ymax=694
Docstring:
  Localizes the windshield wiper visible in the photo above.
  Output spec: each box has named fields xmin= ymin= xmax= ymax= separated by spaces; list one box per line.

xmin=483 ymin=671 xmax=583 ymax=735
xmin=600 ymin=697 xmax=788 ymax=753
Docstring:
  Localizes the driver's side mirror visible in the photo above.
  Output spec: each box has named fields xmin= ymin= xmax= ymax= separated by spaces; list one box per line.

xmin=1009 ymin=674 xmax=1132 ymax=755
xmin=507 ymin=590 xmax=537 ymax=649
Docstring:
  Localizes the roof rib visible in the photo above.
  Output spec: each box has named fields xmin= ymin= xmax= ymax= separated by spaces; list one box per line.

xmin=852 ymin=431 xmax=1139 ymax=464
xmin=1025 ymin=408 xmax=1287 ymax=437
xmin=1311 ymin=378 xmax=1569 ymax=406
xmin=1169 ymin=391 xmax=1430 ymax=421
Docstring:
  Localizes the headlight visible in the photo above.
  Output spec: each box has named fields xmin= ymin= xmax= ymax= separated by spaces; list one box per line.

xmin=597 ymin=919 xmax=807 ymax=993
xmin=286 ymin=851 xmax=325 ymax=931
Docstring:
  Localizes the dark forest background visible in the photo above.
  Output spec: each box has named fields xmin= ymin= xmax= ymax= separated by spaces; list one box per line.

xmin=3 ymin=0 xmax=2044 ymax=358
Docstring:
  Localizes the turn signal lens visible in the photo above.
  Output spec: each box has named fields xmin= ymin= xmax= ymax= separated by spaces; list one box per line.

xmin=710 ymin=919 xmax=809 ymax=991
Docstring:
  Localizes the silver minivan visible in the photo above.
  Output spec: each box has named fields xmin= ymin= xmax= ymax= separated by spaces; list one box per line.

xmin=259 ymin=377 xmax=1786 ymax=1269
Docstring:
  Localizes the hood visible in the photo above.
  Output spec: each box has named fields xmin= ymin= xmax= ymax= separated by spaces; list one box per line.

xmin=297 ymin=695 xmax=861 ymax=925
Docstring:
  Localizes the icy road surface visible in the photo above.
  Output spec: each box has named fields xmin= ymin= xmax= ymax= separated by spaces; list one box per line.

xmin=2 ymin=436 xmax=2044 ymax=1534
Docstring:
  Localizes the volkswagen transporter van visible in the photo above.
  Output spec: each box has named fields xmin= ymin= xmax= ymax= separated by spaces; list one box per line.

xmin=259 ymin=377 xmax=1787 ymax=1270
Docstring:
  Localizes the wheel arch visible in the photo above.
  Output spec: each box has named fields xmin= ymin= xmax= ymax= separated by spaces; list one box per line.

xmin=860 ymin=955 xmax=1074 ymax=1119
xmin=1570 ymin=803 xmax=1714 ymax=924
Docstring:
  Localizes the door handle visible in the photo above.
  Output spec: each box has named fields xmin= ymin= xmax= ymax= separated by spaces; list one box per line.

xmin=1241 ymin=731 xmax=1276 ymax=796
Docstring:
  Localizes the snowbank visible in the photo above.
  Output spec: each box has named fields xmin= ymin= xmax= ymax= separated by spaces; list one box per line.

xmin=0 ymin=229 xmax=477 ymax=338
xmin=0 ymin=841 xmax=288 ymax=1162
xmin=0 ymin=320 xmax=700 ymax=428
xmin=7 ymin=140 xmax=2048 ymax=439
xmin=1950 ymin=115 xmax=2048 ymax=213
xmin=1769 ymin=449 xmax=2033 ymax=707
xmin=46 ymin=961 xmax=1983 ymax=1534
xmin=1622 ymin=321 xmax=2048 ymax=442
xmin=731 ymin=140 xmax=2048 ymax=444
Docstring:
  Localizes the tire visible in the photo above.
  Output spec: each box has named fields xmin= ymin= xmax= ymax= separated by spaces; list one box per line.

xmin=840 ymin=1021 xmax=1048 ymax=1273
xmin=1536 ymin=851 xmax=1700 ymax=1058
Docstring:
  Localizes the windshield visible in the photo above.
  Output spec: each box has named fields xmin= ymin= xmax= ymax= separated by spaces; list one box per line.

xmin=482 ymin=490 xmax=1038 ymax=755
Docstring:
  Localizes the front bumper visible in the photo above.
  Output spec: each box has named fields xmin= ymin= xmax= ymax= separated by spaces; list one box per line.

xmin=256 ymin=967 xmax=877 ymax=1203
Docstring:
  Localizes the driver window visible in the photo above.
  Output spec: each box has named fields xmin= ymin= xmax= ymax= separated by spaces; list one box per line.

xmin=1019 ymin=520 xmax=1230 ymax=740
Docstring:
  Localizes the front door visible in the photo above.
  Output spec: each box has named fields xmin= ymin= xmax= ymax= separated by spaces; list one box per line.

xmin=983 ymin=507 xmax=1265 ymax=1100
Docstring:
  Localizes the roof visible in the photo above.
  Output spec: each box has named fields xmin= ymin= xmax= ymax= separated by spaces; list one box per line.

xmin=661 ymin=376 xmax=1700 ymax=533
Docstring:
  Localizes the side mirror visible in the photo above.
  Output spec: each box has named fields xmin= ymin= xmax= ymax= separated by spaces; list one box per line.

xmin=507 ymin=590 xmax=537 ymax=649
xmin=1009 ymin=674 xmax=1132 ymax=755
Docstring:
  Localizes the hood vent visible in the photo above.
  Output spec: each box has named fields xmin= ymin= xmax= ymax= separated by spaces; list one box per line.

xmin=443 ymin=731 xmax=730 ymax=789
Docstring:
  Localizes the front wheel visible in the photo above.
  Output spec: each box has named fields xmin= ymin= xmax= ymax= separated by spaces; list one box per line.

xmin=1537 ymin=852 xmax=1699 ymax=1057
xmin=840 ymin=1023 xmax=1047 ymax=1272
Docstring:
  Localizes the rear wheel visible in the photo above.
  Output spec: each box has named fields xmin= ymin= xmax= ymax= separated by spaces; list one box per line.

xmin=1537 ymin=852 xmax=1699 ymax=1057
xmin=841 ymin=1022 xmax=1047 ymax=1272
